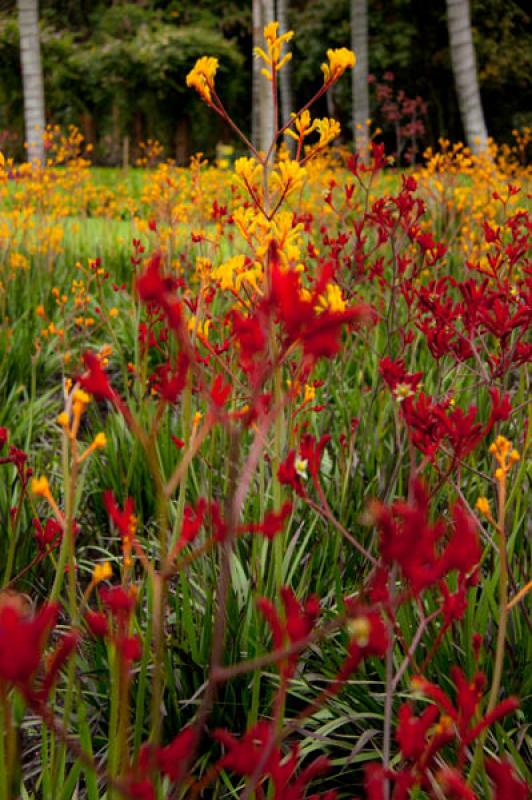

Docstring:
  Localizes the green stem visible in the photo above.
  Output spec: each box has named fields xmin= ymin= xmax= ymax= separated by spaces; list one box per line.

xmin=52 ymin=438 xmax=79 ymax=792
xmin=487 ymin=480 xmax=508 ymax=714
xmin=0 ymin=689 xmax=10 ymax=800
xmin=469 ymin=477 xmax=508 ymax=786
xmin=169 ymin=376 xmax=193 ymax=552
xmin=107 ymin=645 xmax=121 ymax=799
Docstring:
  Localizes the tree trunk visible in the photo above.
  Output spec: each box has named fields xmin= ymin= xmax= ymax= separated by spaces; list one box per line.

xmin=80 ymin=110 xmax=96 ymax=149
xmin=351 ymin=0 xmax=369 ymax=160
xmin=278 ymin=0 xmax=294 ymax=151
xmin=252 ymin=0 xmax=276 ymax=157
xmin=175 ymin=116 xmax=190 ymax=166
xmin=17 ymin=0 xmax=45 ymax=165
xmin=252 ymin=0 xmax=263 ymax=151
xmin=446 ymin=0 xmax=488 ymax=154
xmin=260 ymin=0 xmax=275 ymax=157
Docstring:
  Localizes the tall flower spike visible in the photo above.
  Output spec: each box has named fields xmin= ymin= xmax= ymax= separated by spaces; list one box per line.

xmin=254 ymin=21 xmax=294 ymax=81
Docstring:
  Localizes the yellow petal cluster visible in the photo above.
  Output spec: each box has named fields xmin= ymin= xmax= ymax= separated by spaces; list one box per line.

xmin=186 ymin=56 xmax=219 ymax=103
xmin=271 ymin=160 xmax=307 ymax=198
xmin=315 ymin=118 xmax=342 ymax=147
xmin=475 ymin=496 xmax=490 ymax=516
xmin=286 ymin=110 xmax=319 ymax=142
xmin=31 ymin=476 xmax=51 ymax=499
xmin=321 ymin=48 xmax=356 ymax=84
xmin=235 ymin=157 xmax=263 ymax=190
xmin=92 ymin=561 xmax=112 ymax=584
xmin=254 ymin=21 xmax=294 ymax=80
xmin=489 ymin=435 xmax=520 ymax=481
xmin=316 ymin=282 xmax=346 ymax=314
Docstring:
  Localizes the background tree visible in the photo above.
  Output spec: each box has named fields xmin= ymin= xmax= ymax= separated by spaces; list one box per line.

xmin=17 ymin=0 xmax=45 ymax=163
xmin=351 ymin=0 xmax=369 ymax=158
xmin=252 ymin=0 xmax=275 ymax=155
xmin=278 ymin=0 xmax=294 ymax=132
xmin=0 ymin=0 xmax=530 ymax=163
xmin=446 ymin=0 xmax=488 ymax=153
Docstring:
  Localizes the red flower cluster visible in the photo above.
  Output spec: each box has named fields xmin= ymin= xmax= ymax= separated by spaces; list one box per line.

xmin=278 ymin=433 xmax=331 ymax=497
xmin=214 ymin=722 xmax=333 ymax=799
xmin=0 ymin=596 xmax=77 ymax=703
xmin=371 ymin=481 xmax=480 ymax=596
xmin=86 ymin=585 xmax=141 ymax=668
xmin=258 ymin=586 xmax=320 ymax=677
xmin=362 ymin=666 xmax=520 ymax=798
xmin=135 ymin=252 xmax=183 ymax=331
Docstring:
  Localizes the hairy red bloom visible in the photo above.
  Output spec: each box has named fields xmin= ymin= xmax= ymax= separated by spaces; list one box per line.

xmin=33 ymin=517 xmax=63 ymax=551
xmin=210 ymin=373 xmax=231 ymax=409
xmin=0 ymin=599 xmax=58 ymax=691
xmin=99 ymin=585 xmax=136 ymax=623
xmin=214 ymin=723 xmax=331 ymax=799
xmin=437 ymin=768 xmax=477 ymax=799
xmin=372 ymin=481 xmax=480 ymax=594
xmin=272 ymin=747 xmax=331 ymax=800
xmin=214 ymin=721 xmax=276 ymax=776
xmin=363 ymin=763 xmax=386 ymax=800
xmin=486 ymin=759 xmax=528 ymax=800
xmin=396 ymin=703 xmax=439 ymax=760
xmin=378 ymin=356 xmax=422 ymax=393
xmin=257 ymin=587 xmax=320 ymax=676
xmin=231 ymin=309 xmax=267 ymax=377
xmin=115 ymin=634 xmax=142 ymax=664
xmin=85 ymin=610 xmax=109 ymax=638
xmin=243 ymin=501 xmax=293 ymax=539
xmin=267 ymin=246 xmax=369 ymax=363
xmin=80 ymin=350 xmax=116 ymax=402
xmin=413 ymin=666 xmax=519 ymax=755
xmin=37 ymin=631 xmax=79 ymax=702
xmin=181 ymin=497 xmax=208 ymax=545
xmin=136 ymin=252 xmax=182 ymax=331
xmin=104 ymin=491 xmax=135 ymax=540
xmin=300 ymin=433 xmax=331 ymax=479
xmin=155 ymin=727 xmax=196 ymax=781
xmin=278 ymin=450 xmax=307 ymax=497
xmin=150 ymin=353 xmax=189 ymax=403
xmin=341 ymin=608 xmax=388 ymax=676
xmin=441 ymin=503 xmax=481 ymax=576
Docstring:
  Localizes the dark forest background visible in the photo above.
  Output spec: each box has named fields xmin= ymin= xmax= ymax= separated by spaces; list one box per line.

xmin=0 ymin=0 xmax=530 ymax=163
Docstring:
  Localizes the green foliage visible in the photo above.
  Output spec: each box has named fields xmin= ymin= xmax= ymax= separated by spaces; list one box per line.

xmin=1 ymin=0 xmax=531 ymax=159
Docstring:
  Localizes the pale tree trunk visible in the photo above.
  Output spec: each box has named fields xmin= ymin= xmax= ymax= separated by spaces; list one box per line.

xmin=252 ymin=0 xmax=262 ymax=150
xmin=17 ymin=0 xmax=45 ymax=165
xmin=351 ymin=0 xmax=369 ymax=160
xmin=259 ymin=0 xmax=275 ymax=158
xmin=277 ymin=0 xmax=294 ymax=152
xmin=252 ymin=0 xmax=275 ymax=158
xmin=446 ymin=0 xmax=488 ymax=154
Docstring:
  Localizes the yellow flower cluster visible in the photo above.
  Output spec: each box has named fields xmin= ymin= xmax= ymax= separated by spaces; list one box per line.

xmin=321 ymin=48 xmax=356 ymax=84
xmin=186 ymin=56 xmax=219 ymax=103
xmin=254 ymin=21 xmax=294 ymax=81
xmin=271 ymin=160 xmax=307 ymax=199
xmin=285 ymin=112 xmax=341 ymax=151
xmin=489 ymin=435 xmax=520 ymax=482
